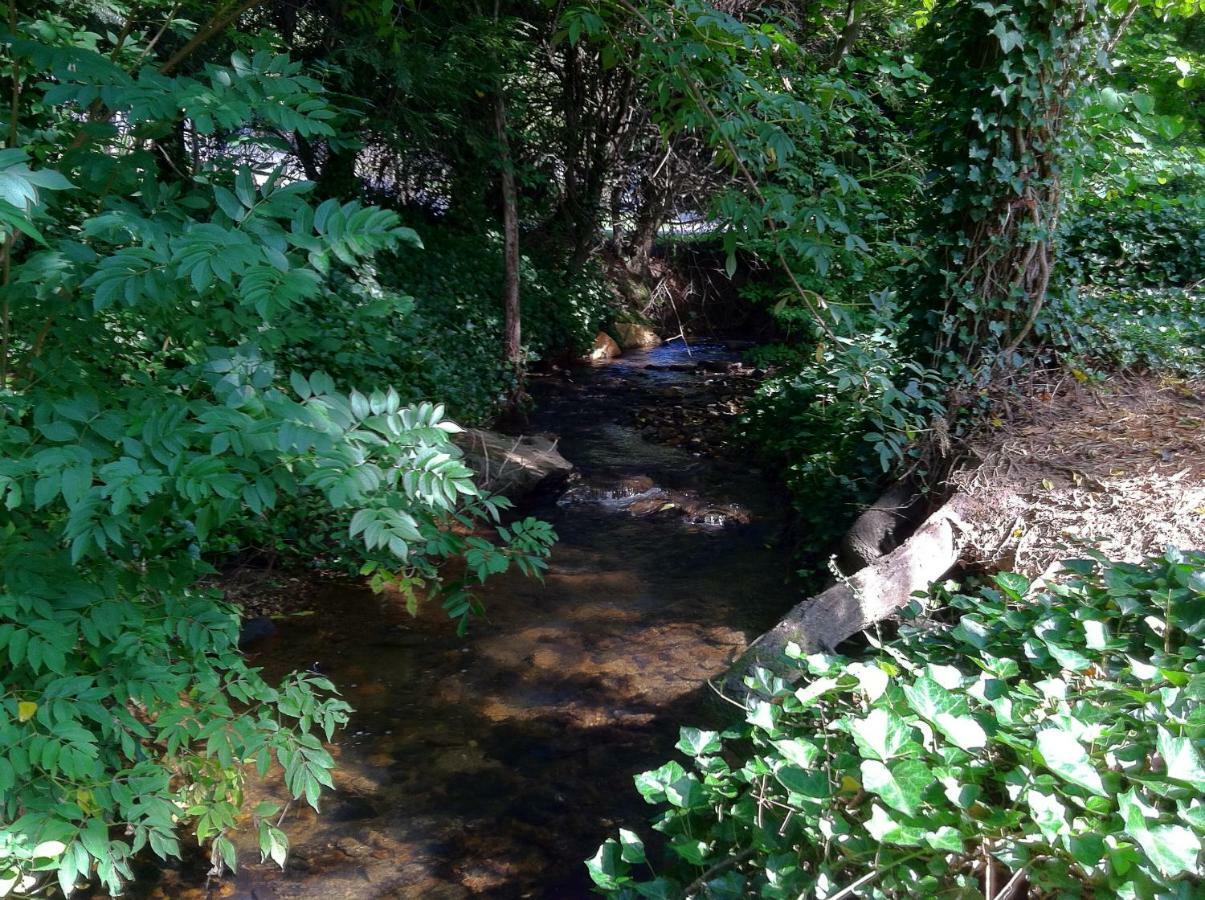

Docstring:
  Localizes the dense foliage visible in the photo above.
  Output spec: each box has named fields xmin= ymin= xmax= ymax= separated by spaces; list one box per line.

xmin=0 ymin=6 xmax=556 ymax=895
xmin=727 ymin=0 xmax=1205 ymax=564
xmin=739 ymin=327 xmax=944 ymax=557
xmin=1 ymin=0 xmax=1202 ymax=895
xmin=591 ymin=549 xmax=1205 ymax=898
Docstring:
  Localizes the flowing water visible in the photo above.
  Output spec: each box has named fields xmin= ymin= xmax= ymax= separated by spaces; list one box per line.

xmin=187 ymin=341 xmax=796 ymax=898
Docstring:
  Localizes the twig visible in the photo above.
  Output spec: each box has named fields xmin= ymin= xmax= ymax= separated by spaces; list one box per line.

xmin=159 ymin=0 xmax=268 ymax=75
xmin=993 ymin=865 xmax=1027 ymax=899
xmin=681 ymin=848 xmax=755 ymax=898
xmin=825 ymin=850 xmax=924 ymax=900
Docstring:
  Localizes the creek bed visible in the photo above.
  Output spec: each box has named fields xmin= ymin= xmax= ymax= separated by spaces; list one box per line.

xmin=176 ymin=340 xmax=796 ymax=899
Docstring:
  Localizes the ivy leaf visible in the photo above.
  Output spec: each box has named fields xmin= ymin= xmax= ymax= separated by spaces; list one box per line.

xmin=847 ymin=661 xmax=889 ymax=701
xmin=864 ymin=804 xmax=926 ymax=847
xmin=634 ymin=761 xmax=686 ymax=804
xmin=1119 ymin=790 xmax=1200 ymax=878
xmin=585 ymin=839 xmax=628 ymax=890
xmin=676 ymin=727 xmax=721 ymax=757
xmin=617 ymin=828 xmax=645 ymax=864
xmin=664 ymin=774 xmax=705 ymax=809
xmin=991 ymin=22 xmax=1025 ymax=54
xmin=902 ymin=676 xmax=986 ymax=750
xmin=775 ymin=764 xmax=831 ymax=798
xmin=774 ymin=738 xmax=820 ymax=768
xmin=1156 ymin=726 xmax=1205 ymax=791
xmin=1026 ymin=789 xmax=1067 ymax=841
xmin=993 ymin=571 xmax=1029 ymax=598
xmin=1036 ymin=728 xmax=1107 ymax=797
xmin=925 ymin=826 xmax=963 ymax=853
xmin=850 ymin=708 xmax=916 ymax=762
xmin=860 ymin=758 xmax=931 ymax=816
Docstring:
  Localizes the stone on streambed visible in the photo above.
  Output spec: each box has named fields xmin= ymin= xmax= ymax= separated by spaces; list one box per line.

xmin=453 ymin=429 xmax=573 ymax=502
xmin=589 ymin=331 xmax=621 ymax=360
xmin=611 ymin=322 xmax=661 ymax=350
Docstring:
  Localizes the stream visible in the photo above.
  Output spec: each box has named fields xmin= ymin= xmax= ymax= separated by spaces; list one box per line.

xmin=182 ymin=340 xmax=796 ymax=898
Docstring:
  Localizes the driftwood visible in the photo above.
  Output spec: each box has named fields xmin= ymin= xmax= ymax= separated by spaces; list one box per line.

xmin=724 ymin=492 xmax=973 ymax=693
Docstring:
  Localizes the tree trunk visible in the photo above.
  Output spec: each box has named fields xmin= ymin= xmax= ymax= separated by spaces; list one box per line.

xmin=826 ymin=0 xmax=862 ymax=68
xmin=151 ymin=120 xmax=191 ymax=183
xmin=316 ymin=146 xmax=359 ymax=200
xmin=493 ymin=91 xmax=522 ymax=370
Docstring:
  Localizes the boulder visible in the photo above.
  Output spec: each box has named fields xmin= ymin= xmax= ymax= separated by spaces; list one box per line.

xmin=611 ymin=322 xmax=661 ymax=350
xmin=589 ymin=331 xmax=621 ymax=360
xmin=453 ymin=429 xmax=573 ymax=502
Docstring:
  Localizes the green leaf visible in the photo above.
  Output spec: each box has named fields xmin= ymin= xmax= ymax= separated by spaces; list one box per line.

xmin=669 ymin=837 xmax=710 ymax=866
xmin=1119 ymin=790 xmax=1201 ymax=877
xmin=850 ymin=708 xmax=916 ymax=762
xmin=1156 ymin=727 xmax=1205 ymax=791
xmin=902 ymin=676 xmax=986 ymax=751
xmin=676 ymin=727 xmax=721 ymax=757
xmin=1026 ymin=789 xmax=1067 ymax=841
xmin=1036 ymin=728 xmax=1107 ymax=797
xmin=775 ymin=764 xmax=830 ymax=798
xmin=864 ymin=804 xmax=925 ymax=847
xmin=993 ymin=571 xmax=1029 ymax=598
xmin=933 ymin=712 xmax=987 ymax=751
xmin=1143 ymin=824 xmax=1200 ymax=877
xmin=860 ymin=758 xmax=931 ymax=816
xmin=991 ymin=22 xmax=1025 ymax=54
xmin=665 ymin=774 xmax=705 ymax=808
xmin=585 ymin=839 xmax=627 ymax=890
xmin=617 ymin=828 xmax=645 ymax=864
xmin=263 ymin=825 xmax=288 ymax=869
xmin=774 ymin=738 xmax=820 ymax=768
xmin=925 ymin=826 xmax=963 ymax=852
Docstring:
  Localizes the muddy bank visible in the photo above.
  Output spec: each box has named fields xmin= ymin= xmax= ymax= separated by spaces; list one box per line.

xmin=142 ymin=340 xmax=796 ymax=900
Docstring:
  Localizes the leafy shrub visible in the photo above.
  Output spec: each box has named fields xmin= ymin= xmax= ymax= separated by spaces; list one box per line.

xmin=1052 ymin=287 xmax=1205 ymax=377
xmin=378 ymin=230 xmax=613 ymax=417
xmin=0 ymin=21 xmax=556 ymax=897
xmin=591 ymin=549 xmax=1205 ymax=898
xmin=739 ymin=328 xmax=944 ymax=560
xmin=1063 ymin=197 xmax=1205 ymax=290
xmin=276 ymin=229 xmax=614 ymax=427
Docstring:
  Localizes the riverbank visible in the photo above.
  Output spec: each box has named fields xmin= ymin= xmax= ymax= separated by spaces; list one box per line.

xmin=952 ymin=372 xmax=1205 ymax=576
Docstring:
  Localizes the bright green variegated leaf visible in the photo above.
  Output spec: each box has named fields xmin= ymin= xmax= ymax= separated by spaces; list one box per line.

xmin=860 ymin=758 xmax=931 ymax=816
xmin=850 ymin=708 xmax=916 ymax=762
xmin=1036 ymin=729 xmax=1107 ymax=797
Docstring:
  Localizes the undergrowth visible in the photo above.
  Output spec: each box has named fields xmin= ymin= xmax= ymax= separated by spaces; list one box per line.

xmin=590 ymin=549 xmax=1205 ymax=898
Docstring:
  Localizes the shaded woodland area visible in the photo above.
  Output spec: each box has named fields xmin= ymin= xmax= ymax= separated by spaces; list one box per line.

xmin=0 ymin=0 xmax=1203 ymax=897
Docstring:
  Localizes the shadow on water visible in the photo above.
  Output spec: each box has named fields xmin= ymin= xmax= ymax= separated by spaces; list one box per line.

xmin=199 ymin=340 xmax=796 ymax=899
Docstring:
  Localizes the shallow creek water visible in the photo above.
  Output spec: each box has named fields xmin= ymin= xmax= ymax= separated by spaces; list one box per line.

xmin=219 ymin=341 xmax=797 ymax=898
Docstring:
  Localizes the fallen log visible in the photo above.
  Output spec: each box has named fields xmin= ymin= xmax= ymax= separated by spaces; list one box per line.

xmin=453 ymin=429 xmax=573 ymax=502
xmin=836 ymin=476 xmax=926 ymax=576
xmin=723 ymin=492 xmax=973 ymax=694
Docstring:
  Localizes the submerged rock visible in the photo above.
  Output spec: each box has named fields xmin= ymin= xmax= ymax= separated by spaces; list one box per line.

xmin=611 ymin=322 xmax=661 ymax=350
xmin=454 ymin=429 xmax=573 ymax=502
xmin=589 ymin=331 xmax=621 ymax=360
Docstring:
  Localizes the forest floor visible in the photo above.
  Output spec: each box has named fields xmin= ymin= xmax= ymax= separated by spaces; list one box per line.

xmin=952 ymin=372 xmax=1205 ymax=577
